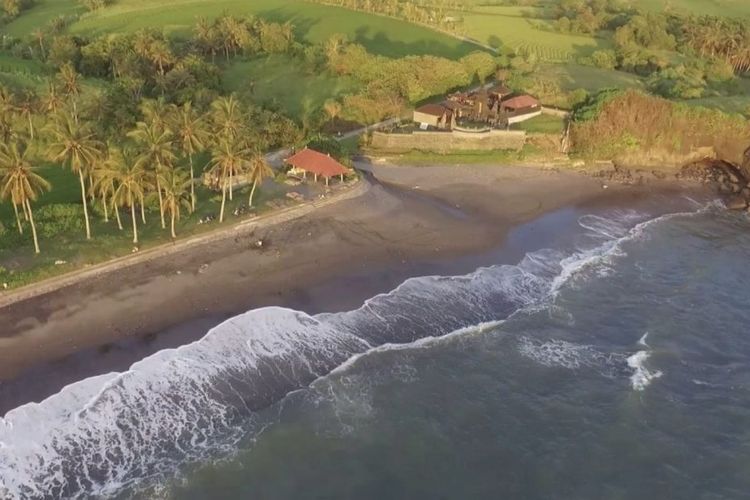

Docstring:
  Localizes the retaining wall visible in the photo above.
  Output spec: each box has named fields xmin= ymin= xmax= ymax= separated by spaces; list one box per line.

xmin=371 ymin=129 xmax=526 ymax=152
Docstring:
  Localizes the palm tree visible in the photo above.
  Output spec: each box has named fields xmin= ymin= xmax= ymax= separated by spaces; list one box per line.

xmin=148 ymin=39 xmax=174 ymax=76
xmin=246 ymin=152 xmax=273 ymax=207
xmin=207 ymin=140 xmax=249 ymax=222
xmin=56 ymin=63 xmax=81 ymax=123
xmin=92 ymin=152 xmax=119 ymax=225
xmin=127 ymin=120 xmax=176 ymax=229
xmin=45 ymin=116 xmax=103 ymax=240
xmin=14 ymin=90 xmax=37 ymax=140
xmin=169 ymin=102 xmax=208 ymax=211
xmin=159 ymin=168 xmax=192 ymax=238
xmin=111 ymin=149 xmax=148 ymax=244
xmin=210 ymin=94 xmax=245 ymax=144
xmin=31 ymin=28 xmax=46 ymax=60
xmin=0 ymin=142 xmax=51 ymax=253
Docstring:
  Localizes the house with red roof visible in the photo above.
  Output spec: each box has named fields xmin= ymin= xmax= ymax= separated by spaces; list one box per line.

xmin=500 ymin=94 xmax=542 ymax=124
xmin=284 ymin=148 xmax=350 ymax=186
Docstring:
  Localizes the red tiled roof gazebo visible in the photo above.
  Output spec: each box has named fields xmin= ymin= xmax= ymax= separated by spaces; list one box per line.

xmin=284 ymin=148 xmax=350 ymax=185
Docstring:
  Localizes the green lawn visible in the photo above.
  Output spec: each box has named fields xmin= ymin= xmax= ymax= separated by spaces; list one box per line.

xmin=3 ymin=0 xmax=84 ymax=37
xmin=455 ymin=5 xmax=608 ymax=61
xmin=222 ymin=55 xmax=360 ymax=121
xmin=0 ymin=54 xmax=51 ymax=90
xmin=50 ymin=0 xmax=474 ymax=58
xmin=537 ymin=63 xmax=645 ymax=92
xmin=636 ymin=0 xmax=750 ymax=17
xmin=0 ymin=167 xmax=299 ymax=288
xmin=513 ymin=113 xmax=566 ymax=134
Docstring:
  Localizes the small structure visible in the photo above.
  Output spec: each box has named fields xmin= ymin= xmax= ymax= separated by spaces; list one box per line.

xmin=284 ymin=148 xmax=349 ymax=186
xmin=500 ymin=94 xmax=542 ymax=124
xmin=413 ymin=103 xmax=453 ymax=130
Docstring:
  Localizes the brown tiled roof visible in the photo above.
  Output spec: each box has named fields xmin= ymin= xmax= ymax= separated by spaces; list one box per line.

xmin=414 ymin=103 xmax=449 ymax=117
xmin=502 ymin=94 xmax=540 ymax=110
xmin=284 ymin=148 xmax=349 ymax=178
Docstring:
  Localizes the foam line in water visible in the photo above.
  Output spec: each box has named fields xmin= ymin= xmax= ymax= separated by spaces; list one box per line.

xmin=0 ymin=206 xmax=702 ymax=499
xmin=627 ymin=351 xmax=663 ymax=391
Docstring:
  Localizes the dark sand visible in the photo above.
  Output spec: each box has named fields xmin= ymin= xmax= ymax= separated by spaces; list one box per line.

xmin=0 ymin=164 xmax=697 ymax=413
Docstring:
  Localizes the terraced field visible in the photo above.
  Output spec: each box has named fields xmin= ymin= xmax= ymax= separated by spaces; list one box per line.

xmin=455 ymin=5 xmax=609 ymax=62
xmin=5 ymin=0 xmax=476 ymax=59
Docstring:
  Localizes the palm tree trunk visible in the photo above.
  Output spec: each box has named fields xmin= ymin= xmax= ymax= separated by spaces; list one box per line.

xmin=249 ymin=179 xmax=258 ymax=206
xmin=27 ymin=113 xmax=34 ymax=140
xmin=131 ymin=202 xmax=139 ymax=244
xmin=26 ymin=200 xmax=40 ymax=254
xmin=171 ymin=211 xmax=176 ymax=239
xmin=156 ymin=176 xmax=166 ymax=228
xmin=102 ymin=193 xmax=109 ymax=222
xmin=189 ymin=154 xmax=196 ymax=212
xmin=72 ymin=100 xmax=79 ymax=124
xmin=220 ymin=182 xmax=227 ymax=222
xmin=21 ymin=198 xmax=29 ymax=221
xmin=229 ymin=170 xmax=233 ymax=200
xmin=114 ymin=202 xmax=123 ymax=230
xmin=13 ymin=202 xmax=23 ymax=234
xmin=141 ymin=201 xmax=146 ymax=224
xmin=78 ymin=171 xmax=92 ymax=240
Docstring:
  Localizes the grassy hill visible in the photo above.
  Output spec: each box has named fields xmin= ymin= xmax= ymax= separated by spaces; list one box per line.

xmin=635 ymin=0 xmax=750 ymax=17
xmin=456 ymin=5 xmax=608 ymax=62
xmin=6 ymin=0 xmax=477 ymax=59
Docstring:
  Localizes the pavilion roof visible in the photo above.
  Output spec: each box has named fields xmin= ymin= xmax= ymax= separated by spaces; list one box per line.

xmin=284 ymin=148 xmax=349 ymax=178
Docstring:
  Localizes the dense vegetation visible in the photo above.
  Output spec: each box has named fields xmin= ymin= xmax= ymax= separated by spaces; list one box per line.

xmin=570 ymin=88 xmax=750 ymax=162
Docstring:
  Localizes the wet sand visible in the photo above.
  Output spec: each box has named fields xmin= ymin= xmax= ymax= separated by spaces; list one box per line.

xmin=0 ymin=164 xmax=694 ymax=413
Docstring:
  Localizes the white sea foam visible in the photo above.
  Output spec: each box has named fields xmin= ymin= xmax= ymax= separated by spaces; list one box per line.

xmin=627 ymin=351 xmax=663 ymax=391
xmin=638 ymin=332 xmax=650 ymax=347
xmin=0 ymin=205 xmax=701 ymax=499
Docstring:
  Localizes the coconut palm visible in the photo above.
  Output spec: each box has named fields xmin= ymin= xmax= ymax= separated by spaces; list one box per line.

xmin=45 ymin=116 xmax=103 ymax=240
xmin=31 ymin=28 xmax=46 ymax=59
xmin=56 ymin=63 xmax=81 ymax=123
xmin=159 ymin=168 xmax=192 ymax=238
xmin=210 ymin=94 xmax=245 ymax=144
xmin=92 ymin=153 xmax=119 ymax=225
xmin=246 ymin=152 xmax=273 ymax=207
xmin=110 ymin=149 xmax=148 ymax=244
xmin=207 ymin=140 xmax=249 ymax=222
xmin=169 ymin=102 xmax=208 ymax=211
xmin=127 ymin=120 xmax=176 ymax=229
xmin=0 ymin=142 xmax=51 ymax=253
xmin=14 ymin=90 xmax=37 ymax=140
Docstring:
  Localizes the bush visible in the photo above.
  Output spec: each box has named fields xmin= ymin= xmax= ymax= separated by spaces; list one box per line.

xmin=36 ymin=204 xmax=84 ymax=238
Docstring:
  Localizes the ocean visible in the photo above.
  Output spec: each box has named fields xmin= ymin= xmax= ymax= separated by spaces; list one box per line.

xmin=2 ymin=195 xmax=749 ymax=499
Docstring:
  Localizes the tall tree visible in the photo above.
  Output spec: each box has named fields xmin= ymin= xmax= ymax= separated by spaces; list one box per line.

xmin=45 ymin=116 xmax=103 ymax=240
xmin=159 ymin=168 xmax=191 ymax=238
xmin=0 ymin=142 xmax=51 ymax=254
xmin=246 ymin=152 xmax=273 ymax=207
xmin=169 ymin=102 xmax=208 ymax=211
xmin=127 ymin=120 xmax=176 ymax=229
xmin=56 ymin=63 xmax=81 ymax=123
xmin=207 ymin=140 xmax=249 ymax=222
xmin=111 ymin=149 xmax=148 ymax=244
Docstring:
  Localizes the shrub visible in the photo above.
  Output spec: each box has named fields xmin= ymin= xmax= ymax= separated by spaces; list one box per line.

xmin=36 ymin=204 xmax=84 ymax=238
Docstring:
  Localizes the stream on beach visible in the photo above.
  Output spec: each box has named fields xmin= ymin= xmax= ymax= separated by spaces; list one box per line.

xmin=1 ymin=191 xmax=750 ymax=499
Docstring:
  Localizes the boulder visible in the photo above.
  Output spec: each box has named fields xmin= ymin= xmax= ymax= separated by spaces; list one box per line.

xmin=725 ymin=194 xmax=748 ymax=210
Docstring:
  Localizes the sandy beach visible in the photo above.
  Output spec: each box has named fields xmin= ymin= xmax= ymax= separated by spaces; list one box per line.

xmin=0 ymin=163 xmax=694 ymax=412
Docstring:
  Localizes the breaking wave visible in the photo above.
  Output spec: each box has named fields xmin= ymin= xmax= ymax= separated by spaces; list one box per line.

xmin=0 ymin=206 xmax=703 ymax=499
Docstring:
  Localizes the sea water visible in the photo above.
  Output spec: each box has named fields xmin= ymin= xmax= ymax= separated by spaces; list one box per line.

xmin=2 ymin=198 xmax=750 ymax=499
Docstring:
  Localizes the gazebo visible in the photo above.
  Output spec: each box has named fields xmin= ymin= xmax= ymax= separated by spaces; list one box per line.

xmin=284 ymin=148 xmax=350 ymax=186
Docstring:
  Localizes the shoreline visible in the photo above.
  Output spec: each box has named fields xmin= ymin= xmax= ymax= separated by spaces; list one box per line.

xmin=0 ymin=163 xmax=710 ymax=414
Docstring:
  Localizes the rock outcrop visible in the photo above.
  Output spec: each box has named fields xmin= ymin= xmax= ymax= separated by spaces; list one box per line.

xmin=679 ymin=158 xmax=750 ymax=210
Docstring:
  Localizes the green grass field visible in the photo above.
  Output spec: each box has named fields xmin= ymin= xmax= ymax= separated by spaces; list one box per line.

xmin=537 ymin=63 xmax=645 ymax=92
xmin=4 ymin=0 xmax=476 ymax=59
xmin=513 ymin=113 xmax=566 ymax=134
xmin=456 ymin=5 xmax=609 ymax=62
xmin=222 ymin=55 xmax=360 ymax=121
xmin=636 ymin=0 xmax=750 ymax=17
xmin=0 ymin=54 xmax=51 ymax=90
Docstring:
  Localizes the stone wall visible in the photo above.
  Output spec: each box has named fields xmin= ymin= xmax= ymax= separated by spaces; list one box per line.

xmin=370 ymin=129 xmax=526 ymax=152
